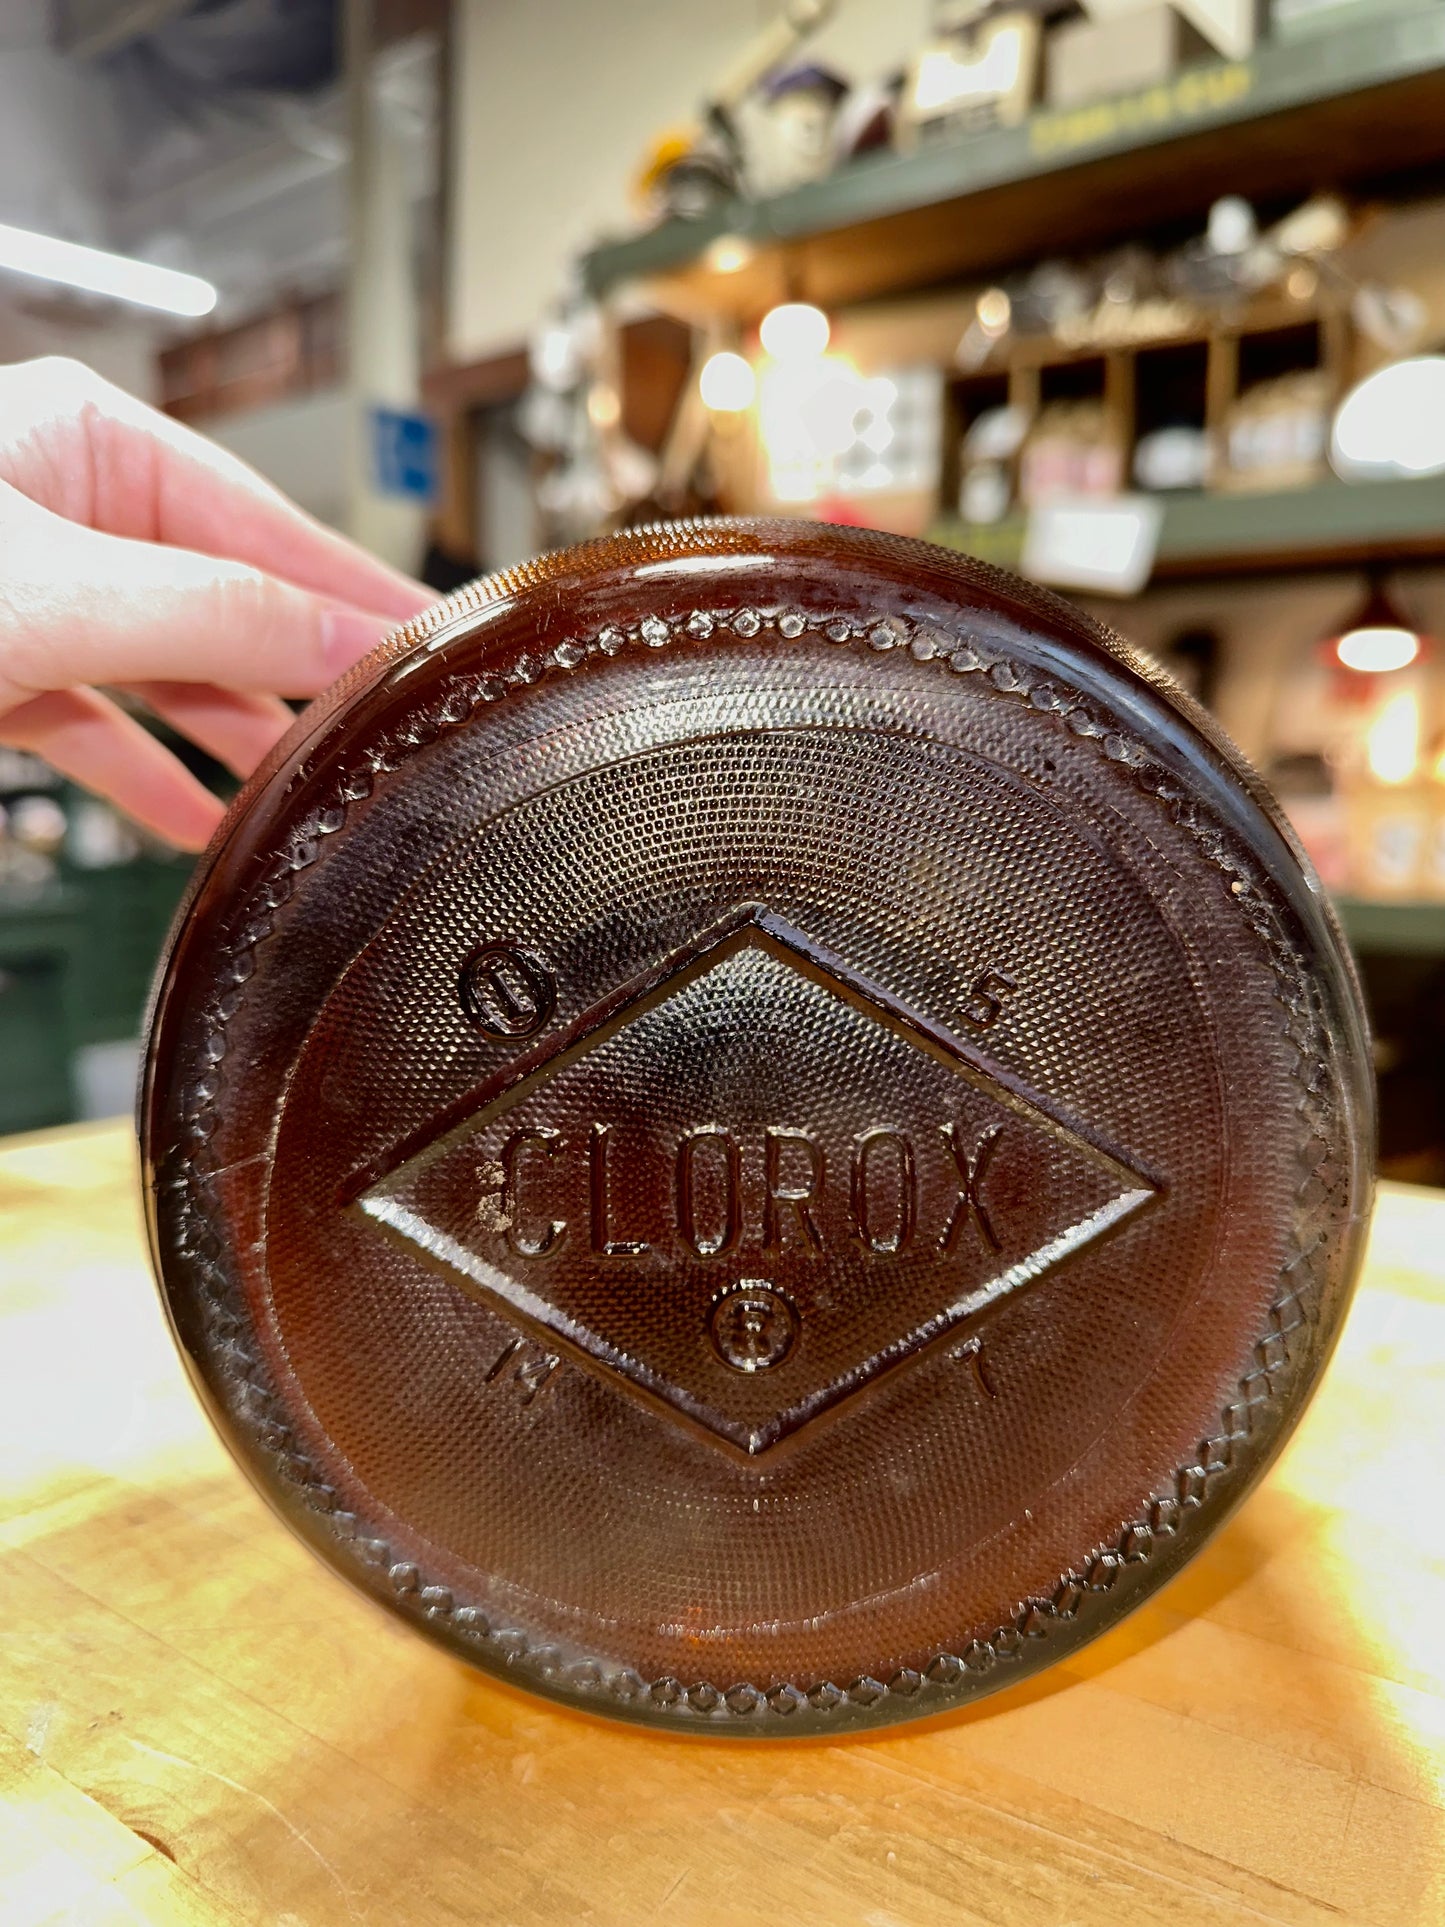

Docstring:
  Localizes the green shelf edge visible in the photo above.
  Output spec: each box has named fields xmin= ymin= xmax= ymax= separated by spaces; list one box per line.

xmin=928 ymin=473 xmax=1445 ymax=579
xmin=1334 ymin=896 xmax=1445 ymax=957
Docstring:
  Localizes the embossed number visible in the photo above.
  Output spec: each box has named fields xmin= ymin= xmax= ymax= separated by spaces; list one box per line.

xmin=484 ymin=1337 xmax=561 ymax=1404
xmin=950 ymin=1335 xmax=998 ymax=1399
xmin=460 ymin=943 xmax=556 ymax=1038
xmin=960 ymin=969 xmax=1018 ymax=1032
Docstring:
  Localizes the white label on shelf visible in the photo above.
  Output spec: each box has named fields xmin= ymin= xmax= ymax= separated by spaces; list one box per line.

xmin=1021 ymin=495 xmax=1164 ymax=597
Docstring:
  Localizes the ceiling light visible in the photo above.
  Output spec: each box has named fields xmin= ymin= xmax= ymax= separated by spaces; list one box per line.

xmin=586 ymin=383 xmax=621 ymax=430
xmin=1330 ymin=578 xmax=1424 ymax=674
xmin=1331 ymin=355 xmax=1445 ymax=480
xmin=0 ymin=220 xmax=216 ymax=318
xmin=794 ymin=362 xmax=865 ymax=459
xmin=976 ymin=287 xmax=1011 ymax=338
xmin=699 ymin=350 xmax=756 ymax=412
xmin=704 ymin=235 xmax=753 ymax=275
xmin=1336 ymin=625 xmax=1419 ymax=674
xmin=759 ymin=302 xmax=829 ymax=360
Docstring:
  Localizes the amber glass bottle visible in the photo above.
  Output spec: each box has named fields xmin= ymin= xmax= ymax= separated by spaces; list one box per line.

xmin=142 ymin=521 xmax=1372 ymax=1734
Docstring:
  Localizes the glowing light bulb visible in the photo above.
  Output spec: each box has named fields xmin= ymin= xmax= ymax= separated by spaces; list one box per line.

xmin=587 ymin=383 xmax=621 ymax=429
xmin=795 ymin=363 xmax=864 ymax=459
xmin=704 ymin=235 xmax=752 ymax=275
xmin=699 ymin=351 xmax=756 ymax=412
xmin=976 ymin=288 xmax=1011 ymax=338
xmin=1336 ymin=625 xmax=1420 ymax=673
xmin=759 ymin=302 xmax=829 ymax=361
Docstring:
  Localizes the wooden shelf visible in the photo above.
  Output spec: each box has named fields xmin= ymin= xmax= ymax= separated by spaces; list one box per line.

xmin=584 ymin=9 xmax=1445 ymax=320
xmin=929 ymin=472 xmax=1445 ymax=581
xmin=6 ymin=1120 xmax=1445 ymax=1922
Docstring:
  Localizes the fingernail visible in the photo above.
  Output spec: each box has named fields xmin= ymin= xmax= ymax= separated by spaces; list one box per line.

xmin=322 ymin=607 xmax=393 ymax=676
xmin=166 ymin=792 xmax=226 ymax=853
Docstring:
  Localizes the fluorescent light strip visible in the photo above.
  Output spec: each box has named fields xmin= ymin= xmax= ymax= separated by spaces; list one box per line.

xmin=0 ymin=221 xmax=216 ymax=318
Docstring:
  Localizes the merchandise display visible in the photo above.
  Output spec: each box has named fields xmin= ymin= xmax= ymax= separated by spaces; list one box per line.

xmin=900 ymin=8 xmax=1043 ymax=143
xmin=1017 ymin=397 xmax=1128 ymax=505
xmin=1219 ymin=367 xmax=1333 ymax=493
xmin=613 ymin=2 xmax=1363 ymax=244
xmin=746 ymin=64 xmax=850 ymax=196
xmin=1132 ymin=422 xmax=1210 ymax=491
xmin=630 ymin=0 xmax=838 ymax=220
xmin=711 ymin=189 xmax=1413 ymax=524
xmin=1047 ymin=6 xmax=1214 ymax=111
xmin=142 ymin=520 xmax=1372 ymax=1733
xmin=957 ymin=403 xmax=1029 ymax=521
xmin=1079 ymin=0 xmax=1257 ymax=59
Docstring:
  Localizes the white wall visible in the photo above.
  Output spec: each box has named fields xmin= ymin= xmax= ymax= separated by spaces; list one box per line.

xmin=208 ymin=387 xmax=351 ymax=530
xmin=448 ymin=0 xmax=933 ymax=360
xmin=0 ymin=302 xmax=159 ymax=399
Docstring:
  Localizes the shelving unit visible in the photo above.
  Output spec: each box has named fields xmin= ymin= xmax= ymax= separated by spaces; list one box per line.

xmin=580 ymin=8 xmax=1445 ymax=590
xmin=584 ymin=9 xmax=1445 ymax=320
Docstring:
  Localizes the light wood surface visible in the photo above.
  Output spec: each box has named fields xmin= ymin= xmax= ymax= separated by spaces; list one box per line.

xmin=1 ymin=1120 xmax=1442 ymax=1927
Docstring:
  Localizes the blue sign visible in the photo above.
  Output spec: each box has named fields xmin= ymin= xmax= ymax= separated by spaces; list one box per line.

xmin=369 ymin=406 xmax=438 ymax=503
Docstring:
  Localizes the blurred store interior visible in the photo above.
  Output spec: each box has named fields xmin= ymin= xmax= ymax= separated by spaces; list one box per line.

xmin=2 ymin=0 xmax=1445 ymax=1174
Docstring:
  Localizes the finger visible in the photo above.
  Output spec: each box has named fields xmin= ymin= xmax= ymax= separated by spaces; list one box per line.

xmin=0 ymin=686 xmax=224 ymax=850
xmin=0 ymin=495 xmax=398 ymax=700
xmin=0 ymin=356 xmax=435 ymax=622
xmin=126 ymin=682 xmax=297 ymax=780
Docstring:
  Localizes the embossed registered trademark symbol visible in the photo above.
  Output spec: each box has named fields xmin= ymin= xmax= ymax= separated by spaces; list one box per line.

xmin=460 ymin=943 xmax=556 ymax=1039
xmin=710 ymin=1281 xmax=798 ymax=1373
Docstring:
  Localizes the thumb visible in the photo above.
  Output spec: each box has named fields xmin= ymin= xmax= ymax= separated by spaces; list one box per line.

xmin=0 ymin=493 xmax=402 ymax=708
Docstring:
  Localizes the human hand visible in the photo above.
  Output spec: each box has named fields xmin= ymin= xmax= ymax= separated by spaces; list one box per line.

xmin=0 ymin=356 xmax=435 ymax=850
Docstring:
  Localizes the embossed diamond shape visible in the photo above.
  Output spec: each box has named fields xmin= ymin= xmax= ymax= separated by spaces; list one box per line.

xmin=356 ymin=906 xmax=1157 ymax=1456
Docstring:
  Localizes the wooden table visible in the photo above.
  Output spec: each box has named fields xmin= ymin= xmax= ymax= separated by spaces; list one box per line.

xmin=2 ymin=1121 xmax=1442 ymax=1927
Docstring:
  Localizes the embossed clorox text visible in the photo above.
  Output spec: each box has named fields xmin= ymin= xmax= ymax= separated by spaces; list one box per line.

xmin=485 ymin=1118 xmax=1006 ymax=1262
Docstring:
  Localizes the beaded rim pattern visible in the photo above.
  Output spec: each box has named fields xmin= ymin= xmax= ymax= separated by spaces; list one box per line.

xmin=155 ymin=597 xmax=1348 ymax=1731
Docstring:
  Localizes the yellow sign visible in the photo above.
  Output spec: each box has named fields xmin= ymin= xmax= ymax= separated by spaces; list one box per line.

xmin=1029 ymin=62 xmax=1254 ymax=162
